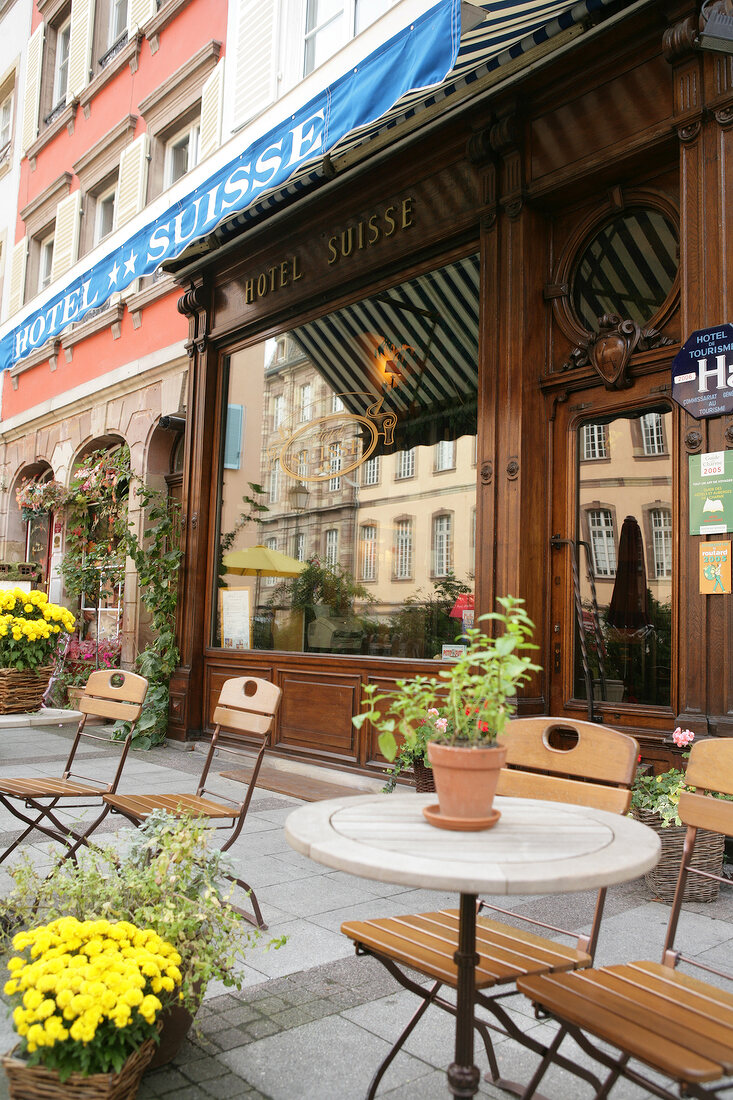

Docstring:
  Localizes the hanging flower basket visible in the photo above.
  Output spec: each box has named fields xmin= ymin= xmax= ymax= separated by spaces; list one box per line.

xmin=1 ymin=1035 xmax=157 ymax=1100
xmin=0 ymin=666 xmax=55 ymax=714
xmin=15 ymin=479 xmax=66 ymax=518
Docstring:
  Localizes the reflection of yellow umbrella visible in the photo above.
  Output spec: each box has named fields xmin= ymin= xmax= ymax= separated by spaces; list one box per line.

xmin=222 ymin=546 xmax=306 ymax=611
xmin=223 ymin=546 xmax=307 ymax=578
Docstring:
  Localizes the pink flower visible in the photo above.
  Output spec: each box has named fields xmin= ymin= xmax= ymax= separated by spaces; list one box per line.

xmin=672 ymin=727 xmax=695 ymax=748
xmin=435 ymin=717 xmax=448 ymax=731
xmin=427 ymin=708 xmax=439 ymax=717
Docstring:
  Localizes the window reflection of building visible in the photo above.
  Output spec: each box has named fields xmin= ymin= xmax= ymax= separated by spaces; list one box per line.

xmin=217 ymin=254 xmax=478 ymax=659
xmin=588 ymin=509 xmax=617 ymax=576
xmin=576 ymin=406 xmax=673 ymax=707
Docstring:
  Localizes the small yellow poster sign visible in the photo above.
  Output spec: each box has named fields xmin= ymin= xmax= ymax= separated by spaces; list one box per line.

xmin=700 ymin=541 xmax=731 ymax=594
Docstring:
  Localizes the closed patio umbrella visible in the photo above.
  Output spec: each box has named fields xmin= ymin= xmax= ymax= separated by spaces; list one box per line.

xmin=607 ymin=516 xmax=650 ymax=632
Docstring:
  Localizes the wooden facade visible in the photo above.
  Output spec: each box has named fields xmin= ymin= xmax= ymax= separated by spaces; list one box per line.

xmin=168 ymin=2 xmax=733 ymax=778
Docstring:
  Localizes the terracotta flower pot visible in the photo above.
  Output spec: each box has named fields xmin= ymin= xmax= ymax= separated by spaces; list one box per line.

xmin=425 ymin=741 xmax=507 ymax=830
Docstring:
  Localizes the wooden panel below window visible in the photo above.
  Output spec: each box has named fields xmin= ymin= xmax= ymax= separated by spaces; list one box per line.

xmin=277 ymin=671 xmax=360 ymax=763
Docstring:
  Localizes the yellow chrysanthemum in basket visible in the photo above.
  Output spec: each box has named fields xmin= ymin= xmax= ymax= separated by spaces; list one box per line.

xmin=4 ymin=917 xmax=181 ymax=1081
xmin=0 ymin=588 xmax=75 ymax=671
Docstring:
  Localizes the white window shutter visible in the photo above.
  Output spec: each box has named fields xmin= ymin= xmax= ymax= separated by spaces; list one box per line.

xmin=22 ymin=23 xmax=44 ymax=153
xmin=115 ymin=133 xmax=148 ymax=228
xmin=199 ymin=59 xmax=224 ymax=161
xmin=234 ymin=0 xmax=277 ymax=128
xmin=8 ymin=238 xmax=27 ymax=316
xmin=50 ymin=191 xmax=81 ymax=281
xmin=67 ymin=0 xmax=94 ymax=102
xmin=127 ymin=0 xmax=156 ymax=36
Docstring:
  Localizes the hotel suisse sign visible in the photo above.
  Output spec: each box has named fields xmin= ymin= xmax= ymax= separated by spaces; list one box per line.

xmin=672 ymin=323 xmax=733 ymax=419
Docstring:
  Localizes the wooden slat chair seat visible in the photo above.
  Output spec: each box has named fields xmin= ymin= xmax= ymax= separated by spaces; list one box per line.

xmin=341 ymin=717 xmax=639 ymax=1098
xmin=0 ymin=669 xmax=148 ymax=865
xmin=517 ymin=739 xmax=733 ymax=1100
xmin=104 ymin=676 xmax=282 ymax=931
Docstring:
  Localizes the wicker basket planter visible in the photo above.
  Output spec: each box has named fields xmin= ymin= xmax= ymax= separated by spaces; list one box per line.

xmin=413 ymin=758 xmax=436 ymax=794
xmin=634 ymin=807 xmax=725 ymax=903
xmin=0 ymin=666 xmax=54 ymax=715
xmin=1 ymin=1035 xmax=157 ymax=1100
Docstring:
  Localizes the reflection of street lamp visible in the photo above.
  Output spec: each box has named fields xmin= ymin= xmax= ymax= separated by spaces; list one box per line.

xmin=289 ymin=482 xmax=309 ymax=560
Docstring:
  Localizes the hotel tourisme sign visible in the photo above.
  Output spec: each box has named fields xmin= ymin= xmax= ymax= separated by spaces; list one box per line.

xmin=672 ymin=323 xmax=733 ymax=419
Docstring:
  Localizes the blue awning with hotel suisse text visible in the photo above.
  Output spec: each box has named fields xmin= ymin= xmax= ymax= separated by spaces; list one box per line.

xmin=1 ymin=0 xmax=626 ymax=374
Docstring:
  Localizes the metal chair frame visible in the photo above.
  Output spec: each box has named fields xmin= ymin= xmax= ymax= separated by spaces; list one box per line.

xmin=341 ymin=717 xmax=640 ymax=1098
xmin=518 ymin=738 xmax=733 ymax=1100
xmin=104 ymin=675 xmax=282 ymax=930
xmin=0 ymin=669 xmax=149 ymax=865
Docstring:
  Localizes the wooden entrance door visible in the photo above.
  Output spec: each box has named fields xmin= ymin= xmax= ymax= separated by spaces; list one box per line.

xmin=548 ymin=375 xmax=675 ymax=735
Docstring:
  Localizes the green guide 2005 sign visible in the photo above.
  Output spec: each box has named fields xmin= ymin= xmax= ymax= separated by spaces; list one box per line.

xmin=689 ymin=451 xmax=733 ymax=535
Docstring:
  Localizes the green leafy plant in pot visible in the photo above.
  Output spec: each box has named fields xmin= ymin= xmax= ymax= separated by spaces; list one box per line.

xmin=354 ymin=595 xmax=540 ymax=829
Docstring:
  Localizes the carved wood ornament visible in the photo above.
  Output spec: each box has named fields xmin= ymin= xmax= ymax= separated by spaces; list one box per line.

xmin=561 ymin=315 xmax=676 ymax=388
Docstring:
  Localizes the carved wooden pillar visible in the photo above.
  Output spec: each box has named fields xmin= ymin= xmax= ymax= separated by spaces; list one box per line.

xmin=168 ymin=277 xmax=216 ymax=740
xmin=665 ymin=7 xmax=733 ymax=734
xmin=485 ymin=109 xmax=548 ymax=712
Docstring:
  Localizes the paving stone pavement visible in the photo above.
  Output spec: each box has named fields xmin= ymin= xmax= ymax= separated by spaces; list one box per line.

xmin=0 ymin=721 xmax=732 ymax=1099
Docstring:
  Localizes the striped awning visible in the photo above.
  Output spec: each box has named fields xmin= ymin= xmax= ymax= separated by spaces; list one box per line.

xmin=212 ymin=0 xmax=629 ymax=248
xmin=288 ymin=253 xmax=479 ymax=451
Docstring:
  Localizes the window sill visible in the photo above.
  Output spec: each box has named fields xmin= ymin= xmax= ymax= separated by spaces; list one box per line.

xmin=79 ymin=33 xmax=143 ymax=119
xmin=61 ymin=302 xmax=125 ymax=359
xmin=26 ymin=104 xmax=77 ymax=169
xmin=126 ymin=272 xmax=177 ymax=327
xmin=9 ymin=339 xmax=62 ymax=386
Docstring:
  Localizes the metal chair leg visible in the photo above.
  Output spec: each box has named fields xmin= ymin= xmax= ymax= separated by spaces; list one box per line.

xmin=224 ymin=871 xmax=268 ymax=930
xmin=366 ymin=981 xmax=443 ymax=1099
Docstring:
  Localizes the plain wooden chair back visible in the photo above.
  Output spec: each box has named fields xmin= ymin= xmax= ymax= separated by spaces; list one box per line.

xmin=496 ymin=717 xmax=639 ymax=814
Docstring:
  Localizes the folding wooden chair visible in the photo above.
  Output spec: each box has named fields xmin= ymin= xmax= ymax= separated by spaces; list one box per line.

xmin=104 ymin=675 xmax=282 ymax=930
xmin=0 ymin=669 xmax=148 ymax=865
xmin=341 ymin=717 xmax=639 ymax=1098
xmin=517 ymin=736 xmax=733 ymax=1100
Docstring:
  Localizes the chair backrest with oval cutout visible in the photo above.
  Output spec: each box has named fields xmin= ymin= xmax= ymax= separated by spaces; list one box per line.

xmin=212 ymin=676 xmax=282 ymax=738
xmin=496 ymin=717 xmax=639 ymax=814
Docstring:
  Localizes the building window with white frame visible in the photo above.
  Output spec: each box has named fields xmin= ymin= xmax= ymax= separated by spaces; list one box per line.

xmin=94 ymin=184 xmax=116 ymax=245
xmin=165 ymin=122 xmax=200 ymax=187
xmin=432 ymin=514 xmax=452 ymax=578
xmin=395 ymin=449 xmax=415 ymax=480
xmin=362 ymin=455 xmax=380 ymax=486
xmin=583 ymin=423 xmax=608 ymax=460
xmin=434 ymin=439 xmax=455 ymax=472
xmin=294 ymin=531 xmax=305 ymax=562
xmin=588 ymin=508 xmax=616 ymax=577
xmin=651 ymin=508 xmax=672 ymax=578
xmin=303 ymin=0 xmax=395 ymax=76
xmin=331 ymin=393 xmax=344 ymax=412
xmin=53 ymin=18 xmax=71 ymax=107
xmin=360 ymin=525 xmax=377 ymax=581
xmin=109 ymin=0 xmax=128 ymax=46
xmin=328 ymin=443 xmax=342 ymax=491
xmin=325 ymin=527 xmax=339 ymax=565
xmin=0 ymin=91 xmax=13 ymax=152
xmin=297 ymin=450 xmax=308 ymax=479
xmin=38 ymin=233 xmax=54 ymax=293
xmin=299 ymin=383 xmax=312 ymax=422
xmin=641 ymin=412 xmax=666 ymax=456
xmin=269 ymin=461 xmax=279 ymax=504
xmin=394 ymin=518 xmax=413 ymax=580
xmin=263 ymin=537 xmax=278 ymax=585
xmin=272 ymin=393 xmax=284 ymax=430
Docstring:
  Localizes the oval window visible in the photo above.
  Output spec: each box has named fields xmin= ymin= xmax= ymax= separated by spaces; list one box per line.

xmin=570 ymin=208 xmax=678 ymax=333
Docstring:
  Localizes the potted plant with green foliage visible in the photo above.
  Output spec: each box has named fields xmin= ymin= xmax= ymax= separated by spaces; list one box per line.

xmin=354 ymin=596 xmax=540 ymax=830
xmin=1 ymin=811 xmax=286 ymax=1067
xmin=631 ymin=728 xmax=725 ymax=902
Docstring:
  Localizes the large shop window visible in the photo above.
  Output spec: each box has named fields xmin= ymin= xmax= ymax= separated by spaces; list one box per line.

xmin=214 ymin=254 xmax=478 ymax=659
xmin=575 ymin=405 xmax=672 ymax=707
